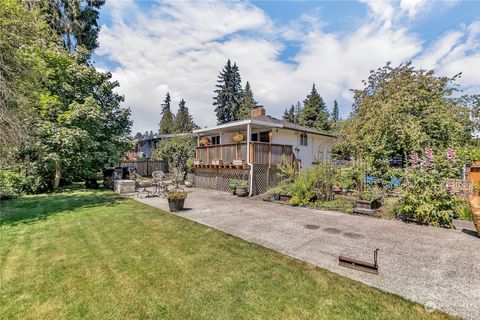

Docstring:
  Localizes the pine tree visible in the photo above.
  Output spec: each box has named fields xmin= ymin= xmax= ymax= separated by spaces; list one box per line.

xmin=332 ymin=99 xmax=340 ymax=123
xmin=239 ymin=81 xmax=260 ymax=119
xmin=294 ymin=101 xmax=302 ymax=124
xmin=283 ymin=105 xmax=295 ymax=123
xmin=174 ymin=99 xmax=197 ymax=133
xmin=159 ymin=92 xmax=175 ymax=134
xmin=299 ymin=84 xmax=330 ymax=131
xmin=213 ymin=60 xmax=244 ymax=124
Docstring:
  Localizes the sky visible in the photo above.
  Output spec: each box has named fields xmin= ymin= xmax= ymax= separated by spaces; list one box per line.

xmin=93 ymin=0 xmax=480 ymax=134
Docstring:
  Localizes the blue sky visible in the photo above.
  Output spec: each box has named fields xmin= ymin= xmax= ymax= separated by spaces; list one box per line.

xmin=93 ymin=0 xmax=480 ymax=133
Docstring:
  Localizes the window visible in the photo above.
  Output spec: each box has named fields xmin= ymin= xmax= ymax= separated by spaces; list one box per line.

xmin=251 ymin=133 xmax=258 ymax=141
xmin=300 ymin=133 xmax=308 ymax=146
xmin=211 ymin=136 xmax=220 ymax=145
xmin=259 ymin=131 xmax=270 ymax=143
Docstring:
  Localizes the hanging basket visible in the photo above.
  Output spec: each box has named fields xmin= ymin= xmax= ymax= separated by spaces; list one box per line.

xmin=233 ymin=133 xmax=246 ymax=143
xmin=199 ymin=137 xmax=210 ymax=146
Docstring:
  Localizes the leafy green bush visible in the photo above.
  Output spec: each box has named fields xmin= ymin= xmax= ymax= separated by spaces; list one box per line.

xmin=396 ymin=148 xmax=462 ymax=228
xmin=236 ymin=180 xmax=248 ymax=189
xmin=275 ymin=155 xmax=295 ymax=183
xmin=156 ymin=135 xmax=196 ymax=174
xmin=280 ymin=163 xmax=337 ymax=206
xmin=0 ymin=171 xmax=25 ymax=200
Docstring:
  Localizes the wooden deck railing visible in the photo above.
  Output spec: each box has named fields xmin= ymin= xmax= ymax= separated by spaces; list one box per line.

xmin=195 ymin=142 xmax=294 ymax=167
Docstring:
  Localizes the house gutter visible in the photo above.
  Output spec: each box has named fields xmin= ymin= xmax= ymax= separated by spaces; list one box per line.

xmin=246 ymin=123 xmax=254 ymax=196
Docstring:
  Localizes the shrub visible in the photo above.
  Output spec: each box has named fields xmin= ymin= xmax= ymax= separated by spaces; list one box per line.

xmin=275 ymin=155 xmax=295 ymax=183
xmin=0 ymin=171 xmax=25 ymax=200
xmin=280 ymin=163 xmax=338 ymax=206
xmin=236 ymin=180 xmax=248 ymax=189
xmin=396 ymin=148 xmax=462 ymax=228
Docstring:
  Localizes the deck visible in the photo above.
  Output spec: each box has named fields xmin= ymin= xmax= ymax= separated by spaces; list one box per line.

xmin=194 ymin=142 xmax=296 ymax=168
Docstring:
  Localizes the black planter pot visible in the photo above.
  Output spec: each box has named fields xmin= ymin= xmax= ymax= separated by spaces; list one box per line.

xmin=168 ymin=199 xmax=185 ymax=212
xmin=355 ymin=199 xmax=381 ymax=210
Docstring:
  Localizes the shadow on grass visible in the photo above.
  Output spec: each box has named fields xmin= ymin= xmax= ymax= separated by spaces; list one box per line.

xmin=0 ymin=188 xmax=124 ymax=227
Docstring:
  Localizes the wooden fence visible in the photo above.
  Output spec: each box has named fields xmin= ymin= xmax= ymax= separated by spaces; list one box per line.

xmin=120 ymin=160 xmax=168 ymax=177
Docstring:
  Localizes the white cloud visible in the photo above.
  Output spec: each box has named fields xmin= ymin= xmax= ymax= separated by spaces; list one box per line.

xmin=399 ymin=0 xmax=430 ymax=18
xmin=415 ymin=20 xmax=480 ymax=93
xmin=96 ymin=0 xmax=480 ymax=133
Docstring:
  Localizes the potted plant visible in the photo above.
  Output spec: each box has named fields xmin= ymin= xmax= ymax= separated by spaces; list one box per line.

xmin=229 ymin=179 xmax=239 ymax=195
xmin=233 ymin=132 xmax=246 ymax=143
xmin=166 ymin=191 xmax=187 ymax=212
xmin=199 ymin=137 xmax=210 ymax=146
xmin=236 ymin=180 xmax=248 ymax=197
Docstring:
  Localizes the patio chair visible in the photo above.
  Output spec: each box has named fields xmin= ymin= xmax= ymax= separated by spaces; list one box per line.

xmin=131 ymin=172 xmax=154 ymax=198
xmin=151 ymin=171 xmax=168 ymax=197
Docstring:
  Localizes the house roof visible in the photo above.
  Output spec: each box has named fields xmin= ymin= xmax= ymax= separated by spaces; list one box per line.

xmin=136 ymin=132 xmax=191 ymax=142
xmin=193 ymin=115 xmax=336 ymax=138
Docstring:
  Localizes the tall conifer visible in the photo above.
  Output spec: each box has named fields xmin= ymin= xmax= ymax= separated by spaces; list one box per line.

xmin=213 ymin=60 xmax=244 ymax=124
xmin=299 ymin=84 xmax=330 ymax=131
xmin=159 ymin=92 xmax=175 ymax=134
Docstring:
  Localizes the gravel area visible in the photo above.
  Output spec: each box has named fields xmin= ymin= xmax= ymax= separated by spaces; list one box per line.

xmin=134 ymin=188 xmax=480 ymax=320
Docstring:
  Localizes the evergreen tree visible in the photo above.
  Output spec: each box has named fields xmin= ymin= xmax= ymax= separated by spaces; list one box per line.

xmin=159 ymin=92 xmax=175 ymax=134
xmin=174 ymin=99 xmax=197 ymax=133
xmin=40 ymin=0 xmax=105 ymax=58
xmin=294 ymin=101 xmax=302 ymax=124
xmin=213 ymin=60 xmax=243 ymax=124
xmin=299 ymin=84 xmax=330 ymax=131
xmin=283 ymin=105 xmax=295 ymax=123
xmin=239 ymin=81 xmax=260 ymax=119
xmin=332 ymin=99 xmax=340 ymax=123
xmin=134 ymin=132 xmax=143 ymax=139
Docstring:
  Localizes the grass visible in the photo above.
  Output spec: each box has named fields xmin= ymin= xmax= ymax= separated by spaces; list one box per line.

xmin=0 ymin=188 xmax=455 ymax=320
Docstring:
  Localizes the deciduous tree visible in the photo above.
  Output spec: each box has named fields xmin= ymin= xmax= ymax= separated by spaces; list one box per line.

xmin=344 ymin=62 xmax=473 ymax=167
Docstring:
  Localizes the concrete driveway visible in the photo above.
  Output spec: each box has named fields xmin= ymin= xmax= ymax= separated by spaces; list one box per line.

xmin=134 ymin=188 xmax=480 ymax=320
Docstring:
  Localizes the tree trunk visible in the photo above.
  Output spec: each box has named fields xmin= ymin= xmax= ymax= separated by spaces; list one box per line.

xmin=53 ymin=161 xmax=61 ymax=190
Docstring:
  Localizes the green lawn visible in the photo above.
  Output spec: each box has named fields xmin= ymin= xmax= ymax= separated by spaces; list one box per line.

xmin=1 ymin=188 xmax=454 ymax=320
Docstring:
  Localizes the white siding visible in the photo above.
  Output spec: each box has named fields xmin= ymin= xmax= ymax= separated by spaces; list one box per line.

xmin=271 ymin=129 xmax=334 ymax=169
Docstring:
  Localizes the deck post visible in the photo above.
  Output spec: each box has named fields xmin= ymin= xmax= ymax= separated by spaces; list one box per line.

xmin=249 ymin=143 xmax=254 ymax=164
xmin=268 ymin=144 xmax=272 ymax=167
xmin=206 ymin=146 xmax=210 ymax=165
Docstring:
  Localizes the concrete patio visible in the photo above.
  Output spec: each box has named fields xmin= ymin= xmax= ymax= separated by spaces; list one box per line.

xmin=134 ymin=188 xmax=480 ymax=320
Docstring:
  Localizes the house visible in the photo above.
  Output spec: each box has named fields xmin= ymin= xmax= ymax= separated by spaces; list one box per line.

xmin=192 ymin=107 xmax=337 ymax=195
xmin=127 ymin=133 xmax=191 ymax=160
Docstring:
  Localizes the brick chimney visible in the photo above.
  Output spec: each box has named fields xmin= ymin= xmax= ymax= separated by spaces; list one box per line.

xmin=251 ymin=107 xmax=265 ymax=118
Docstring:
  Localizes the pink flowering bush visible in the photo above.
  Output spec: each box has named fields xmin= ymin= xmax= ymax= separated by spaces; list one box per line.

xmin=396 ymin=147 xmax=462 ymax=228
